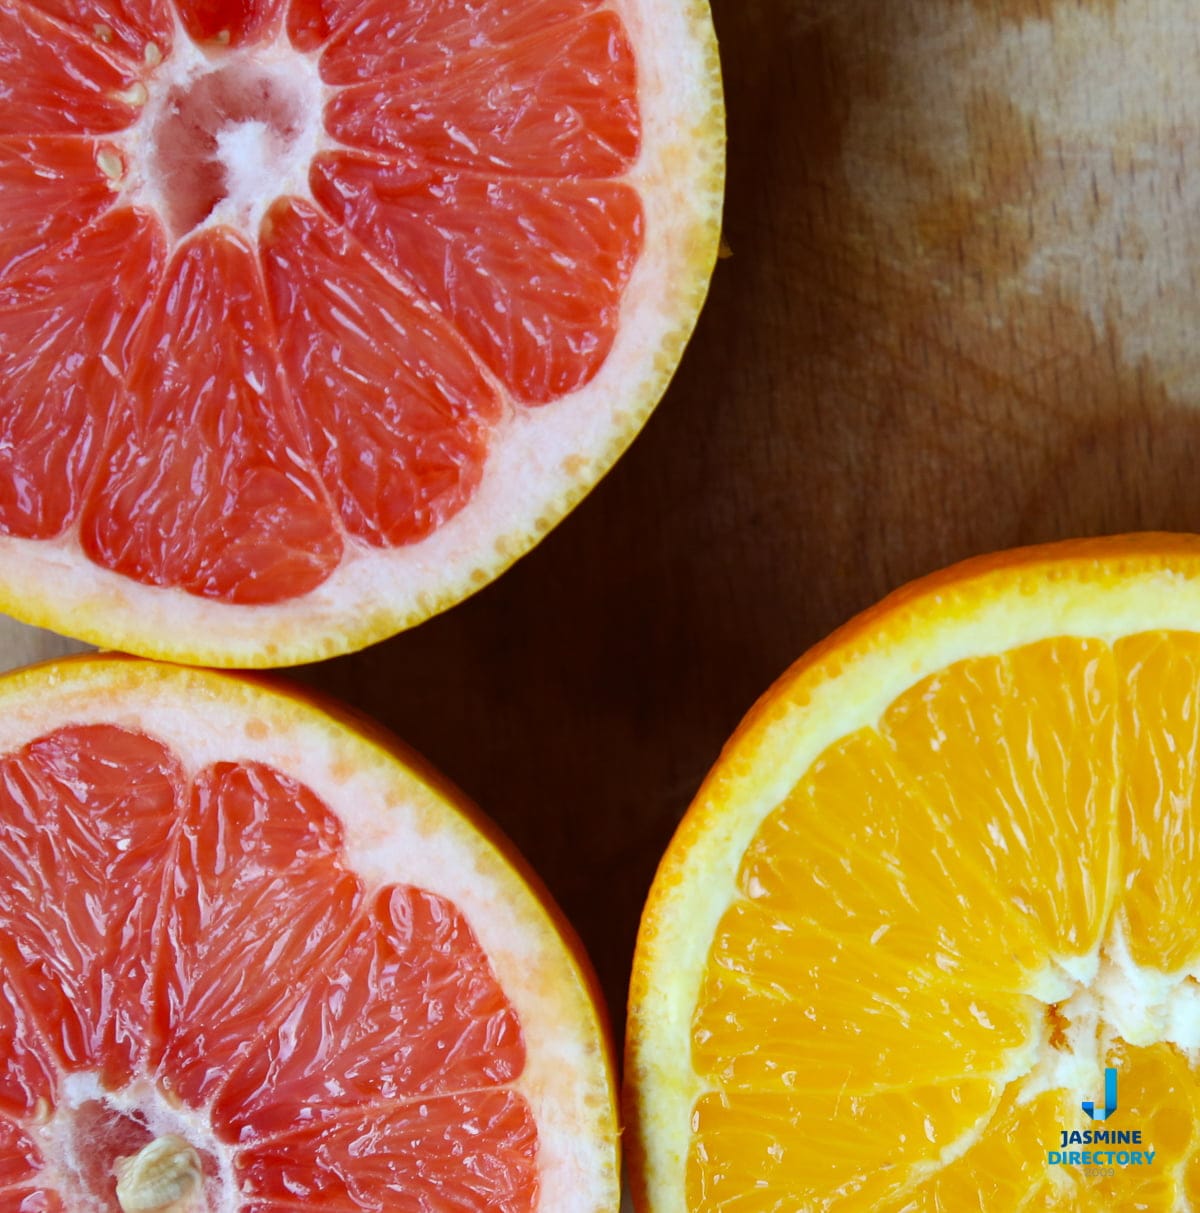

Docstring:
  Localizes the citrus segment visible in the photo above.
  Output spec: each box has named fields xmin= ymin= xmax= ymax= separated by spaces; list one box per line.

xmin=0 ymin=973 xmax=55 ymax=1119
xmin=0 ymin=0 xmax=722 ymax=663
xmin=80 ymin=230 xmax=343 ymax=603
xmin=284 ymin=0 xmax=365 ymax=56
xmin=20 ymin=0 xmax=172 ymax=65
xmin=0 ymin=725 xmax=179 ymax=1086
xmin=0 ymin=138 xmax=112 ymax=279
xmin=881 ymin=639 xmax=1119 ymax=962
xmin=1079 ymin=1043 xmax=1200 ymax=1210
xmin=628 ymin=539 xmax=1200 ymax=1212
xmin=212 ymin=884 xmax=526 ymax=1137
xmin=324 ymin=14 xmax=638 ymax=175
xmin=312 ymin=155 xmax=645 ymax=402
xmin=694 ymin=895 xmax=1033 ymax=1094
xmin=0 ymin=6 xmax=142 ymax=135
xmin=173 ymin=0 xmax=282 ymax=48
xmin=732 ymin=727 xmax=1044 ymax=993
xmin=151 ymin=761 xmax=363 ymax=1107
xmin=1114 ymin=631 xmax=1200 ymax=973
xmin=0 ymin=207 xmax=164 ymax=540
xmin=689 ymin=1081 xmax=1004 ymax=1211
xmin=238 ymin=1091 xmax=539 ymax=1210
xmin=261 ymin=197 xmax=499 ymax=544
xmin=308 ymin=0 xmax=601 ymax=83
xmin=873 ymin=1088 xmax=1063 ymax=1213
xmin=0 ymin=657 xmax=617 ymax=1211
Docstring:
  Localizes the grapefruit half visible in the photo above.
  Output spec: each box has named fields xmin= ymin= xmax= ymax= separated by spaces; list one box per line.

xmin=0 ymin=0 xmax=723 ymax=666
xmin=0 ymin=655 xmax=617 ymax=1211
xmin=627 ymin=535 xmax=1200 ymax=1211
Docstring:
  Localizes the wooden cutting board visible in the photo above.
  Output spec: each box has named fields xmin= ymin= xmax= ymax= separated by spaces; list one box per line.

xmin=5 ymin=0 xmax=1200 ymax=1053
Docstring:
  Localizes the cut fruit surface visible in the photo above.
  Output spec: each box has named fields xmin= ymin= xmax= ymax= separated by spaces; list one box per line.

xmin=626 ymin=535 xmax=1200 ymax=1212
xmin=0 ymin=656 xmax=617 ymax=1211
xmin=0 ymin=0 xmax=723 ymax=666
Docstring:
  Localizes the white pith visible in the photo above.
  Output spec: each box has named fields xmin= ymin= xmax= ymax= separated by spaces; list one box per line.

xmin=109 ymin=18 xmax=329 ymax=242
xmin=0 ymin=0 xmax=725 ymax=667
xmin=628 ymin=549 xmax=1200 ymax=1212
xmin=0 ymin=659 xmax=618 ymax=1213
xmin=1020 ymin=926 xmax=1200 ymax=1104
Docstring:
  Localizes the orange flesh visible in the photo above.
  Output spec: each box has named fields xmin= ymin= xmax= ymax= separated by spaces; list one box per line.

xmin=0 ymin=0 xmax=643 ymax=603
xmin=0 ymin=724 xmax=537 ymax=1210
xmin=690 ymin=633 xmax=1200 ymax=1210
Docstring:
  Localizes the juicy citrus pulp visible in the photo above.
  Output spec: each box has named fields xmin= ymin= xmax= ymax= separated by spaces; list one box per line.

xmin=0 ymin=656 xmax=617 ymax=1211
xmin=0 ymin=0 xmax=723 ymax=666
xmin=626 ymin=535 xmax=1200 ymax=1211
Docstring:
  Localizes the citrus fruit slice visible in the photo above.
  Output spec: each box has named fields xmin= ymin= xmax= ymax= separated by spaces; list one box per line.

xmin=0 ymin=0 xmax=723 ymax=667
xmin=626 ymin=534 xmax=1200 ymax=1211
xmin=0 ymin=655 xmax=616 ymax=1210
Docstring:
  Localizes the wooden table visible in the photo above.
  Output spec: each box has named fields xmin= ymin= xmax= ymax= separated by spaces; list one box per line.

xmin=7 ymin=0 xmax=1200 ymax=1057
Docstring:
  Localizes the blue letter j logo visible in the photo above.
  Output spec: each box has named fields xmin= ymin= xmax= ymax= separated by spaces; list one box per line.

xmin=1082 ymin=1067 xmax=1118 ymax=1121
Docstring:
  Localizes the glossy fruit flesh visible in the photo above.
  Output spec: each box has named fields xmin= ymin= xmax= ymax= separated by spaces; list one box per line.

xmin=1 ymin=0 xmax=643 ymax=605
xmin=691 ymin=633 xmax=1200 ymax=1210
xmin=627 ymin=540 xmax=1200 ymax=1213
xmin=0 ymin=722 xmax=537 ymax=1210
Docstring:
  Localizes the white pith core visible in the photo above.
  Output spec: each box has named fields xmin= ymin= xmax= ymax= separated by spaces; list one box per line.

xmin=33 ymin=1073 xmax=238 ymax=1213
xmin=1020 ymin=925 xmax=1200 ymax=1101
xmin=108 ymin=22 xmax=329 ymax=243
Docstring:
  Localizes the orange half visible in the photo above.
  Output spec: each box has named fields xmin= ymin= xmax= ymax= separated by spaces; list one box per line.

xmin=627 ymin=535 xmax=1200 ymax=1212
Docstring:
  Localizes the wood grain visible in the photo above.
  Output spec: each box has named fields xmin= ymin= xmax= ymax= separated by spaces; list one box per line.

xmin=7 ymin=0 xmax=1200 ymax=1050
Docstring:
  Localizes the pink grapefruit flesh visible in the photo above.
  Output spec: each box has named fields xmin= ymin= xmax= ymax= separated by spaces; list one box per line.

xmin=0 ymin=0 xmax=723 ymax=665
xmin=0 ymin=656 xmax=618 ymax=1211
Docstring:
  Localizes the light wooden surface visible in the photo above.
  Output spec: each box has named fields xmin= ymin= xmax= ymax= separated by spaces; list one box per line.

xmin=6 ymin=0 xmax=1200 ymax=1054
